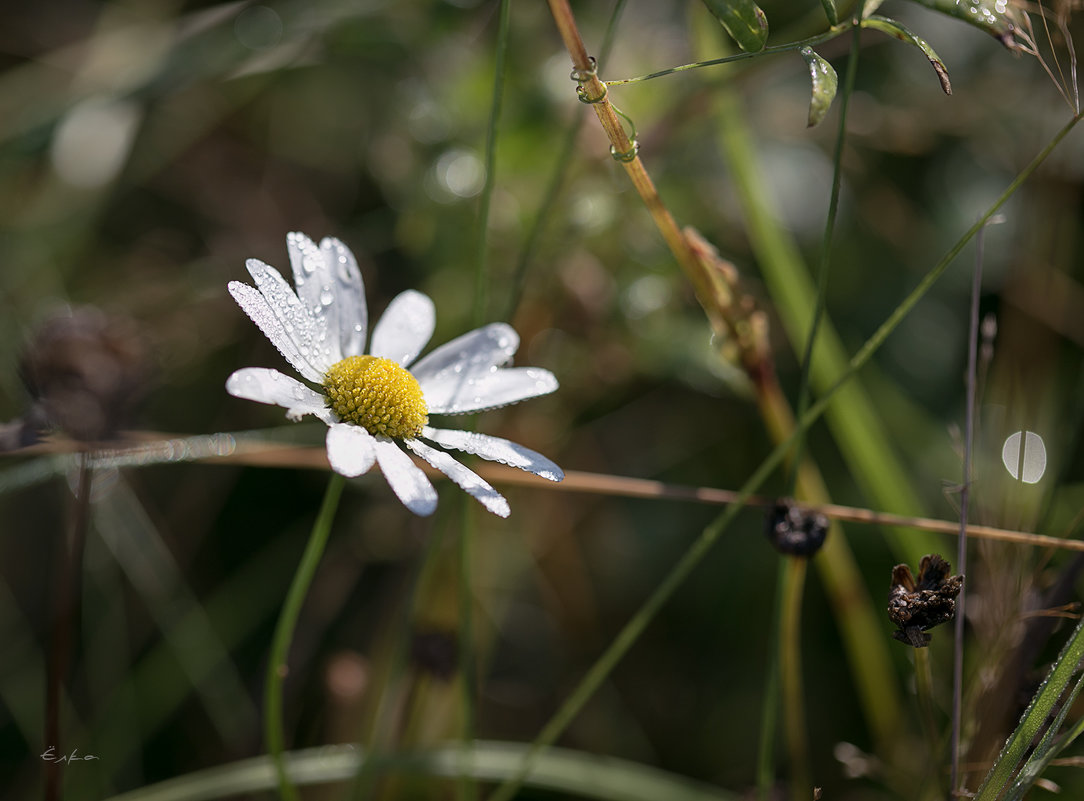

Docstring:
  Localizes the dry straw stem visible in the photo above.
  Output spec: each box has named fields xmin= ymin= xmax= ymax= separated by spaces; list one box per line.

xmin=21 ymin=435 xmax=1084 ymax=555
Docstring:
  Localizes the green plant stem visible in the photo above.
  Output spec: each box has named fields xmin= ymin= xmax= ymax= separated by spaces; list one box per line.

xmin=45 ymin=452 xmax=92 ymax=801
xmin=472 ymin=0 xmax=511 ymax=326
xmin=605 ymin=24 xmax=854 ymax=86
xmin=755 ymin=563 xmax=784 ymax=801
xmin=457 ymin=501 xmax=478 ymax=801
xmin=265 ymin=472 xmax=346 ymax=801
xmin=788 ymin=2 xmax=864 ymax=497
xmin=780 ymin=557 xmax=810 ymax=801
xmin=913 ymin=647 xmax=938 ymax=750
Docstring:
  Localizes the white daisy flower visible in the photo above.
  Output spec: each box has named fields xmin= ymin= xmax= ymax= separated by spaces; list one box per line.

xmin=225 ymin=232 xmax=563 ymax=518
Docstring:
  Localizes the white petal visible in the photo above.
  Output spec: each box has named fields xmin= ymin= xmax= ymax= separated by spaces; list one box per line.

xmin=372 ymin=438 xmax=437 ymax=516
xmin=326 ymin=423 xmax=376 ymax=477
xmin=370 ymin=290 xmax=435 ymax=367
xmin=406 ymin=439 xmax=510 ymax=517
xmin=424 ymin=367 xmax=558 ymax=415
xmin=228 ymin=281 xmax=324 ymax=383
xmin=410 ymin=323 xmax=519 ymax=385
xmin=320 ymin=237 xmax=367 ymax=357
xmin=422 ymin=427 xmax=563 ymax=482
xmin=226 ymin=367 xmax=333 ymax=423
xmin=285 ymin=232 xmax=343 ymax=363
xmin=246 ymin=258 xmax=336 ymax=372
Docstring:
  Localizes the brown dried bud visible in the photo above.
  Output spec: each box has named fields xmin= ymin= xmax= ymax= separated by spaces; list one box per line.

xmin=19 ymin=307 xmax=147 ymax=442
xmin=888 ymin=554 xmax=963 ymax=648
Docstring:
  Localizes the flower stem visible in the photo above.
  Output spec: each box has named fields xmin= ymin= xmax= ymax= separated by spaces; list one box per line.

xmin=780 ymin=557 xmax=810 ymax=801
xmin=913 ymin=647 xmax=938 ymax=751
xmin=457 ymin=500 xmax=478 ymax=801
xmin=45 ymin=452 xmax=92 ymax=801
xmin=265 ymin=471 xmax=346 ymax=801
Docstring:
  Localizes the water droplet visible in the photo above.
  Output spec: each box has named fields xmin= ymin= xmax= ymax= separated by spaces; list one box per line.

xmin=320 ymin=289 xmax=334 ymax=305
xmin=1001 ymin=431 xmax=1047 ymax=484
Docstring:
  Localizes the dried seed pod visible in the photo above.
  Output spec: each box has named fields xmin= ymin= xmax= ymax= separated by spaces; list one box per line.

xmin=19 ymin=306 xmax=147 ymax=442
xmin=765 ymin=501 xmax=829 ymax=556
xmin=888 ymin=554 xmax=964 ymax=648
xmin=410 ymin=628 xmax=458 ymax=681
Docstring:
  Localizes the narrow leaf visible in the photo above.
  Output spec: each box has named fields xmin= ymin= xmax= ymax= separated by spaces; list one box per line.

xmin=974 ymin=615 xmax=1084 ymax=800
xmin=902 ymin=0 xmax=1020 ymax=49
xmin=800 ymin=47 xmax=837 ymax=127
xmin=819 ymin=0 xmax=838 ymax=25
xmin=700 ymin=0 xmax=768 ymax=52
xmin=862 ymin=16 xmax=952 ymax=95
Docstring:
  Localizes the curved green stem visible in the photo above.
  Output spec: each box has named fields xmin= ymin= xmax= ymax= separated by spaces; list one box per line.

xmin=265 ymin=472 xmax=346 ymax=801
xmin=605 ymin=23 xmax=854 ymax=86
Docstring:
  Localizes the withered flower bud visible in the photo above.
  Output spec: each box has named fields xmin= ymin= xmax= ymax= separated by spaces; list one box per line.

xmin=888 ymin=554 xmax=963 ymax=648
xmin=765 ymin=501 xmax=829 ymax=556
xmin=409 ymin=628 xmax=458 ymax=681
xmin=18 ymin=307 xmax=147 ymax=443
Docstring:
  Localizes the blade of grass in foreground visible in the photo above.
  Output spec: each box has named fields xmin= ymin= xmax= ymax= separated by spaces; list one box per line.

xmin=974 ymin=614 xmax=1084 ymax=800
xmin=101 ymin=741 xmax=739 ymax=801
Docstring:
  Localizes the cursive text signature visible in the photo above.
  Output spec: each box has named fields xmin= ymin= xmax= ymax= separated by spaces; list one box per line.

xmin=41 ymin=746 xmax=99 ymax=764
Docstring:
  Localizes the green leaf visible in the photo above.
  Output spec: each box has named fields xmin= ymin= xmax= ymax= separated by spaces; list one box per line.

xmin=974 ymin=615 xmax=1084 ymax=801
xmin=800 ymin=47 xmax=837 ymax=127
xmin=901 ymin=0 xmax=1020 ymax=49
xmin=861 ymin=15 xmax=952 ymax=95
xmin=700 ymin=0 xmax=768 ymax=52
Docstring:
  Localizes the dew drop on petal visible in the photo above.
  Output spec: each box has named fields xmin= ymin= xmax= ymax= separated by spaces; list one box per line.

xmin=320 ymin=289 xmax=335 ymax=306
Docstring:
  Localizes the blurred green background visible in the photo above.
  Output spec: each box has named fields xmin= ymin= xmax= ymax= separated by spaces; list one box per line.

xmin=1 ymin=0 xmax=1083 ymax=799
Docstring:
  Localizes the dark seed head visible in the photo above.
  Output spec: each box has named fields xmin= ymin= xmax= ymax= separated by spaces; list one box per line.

xmin=888 ymin=554 xmax=963 ymax=648
xmin=765 ymin=501 xmax=829 ymax=557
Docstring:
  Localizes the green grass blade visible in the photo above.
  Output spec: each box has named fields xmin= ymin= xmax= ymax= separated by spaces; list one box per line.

xmin=975 ymin=615 xmax=1084 ymax=800
xmin=93 ymin=478 xmax=258 ymax=743
xmin=101 ymin=741 xmax=740 ymax=801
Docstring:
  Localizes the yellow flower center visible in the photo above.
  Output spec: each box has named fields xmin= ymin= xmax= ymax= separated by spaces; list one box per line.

xmin=323 ymin=355 xmax=428 ymax=439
